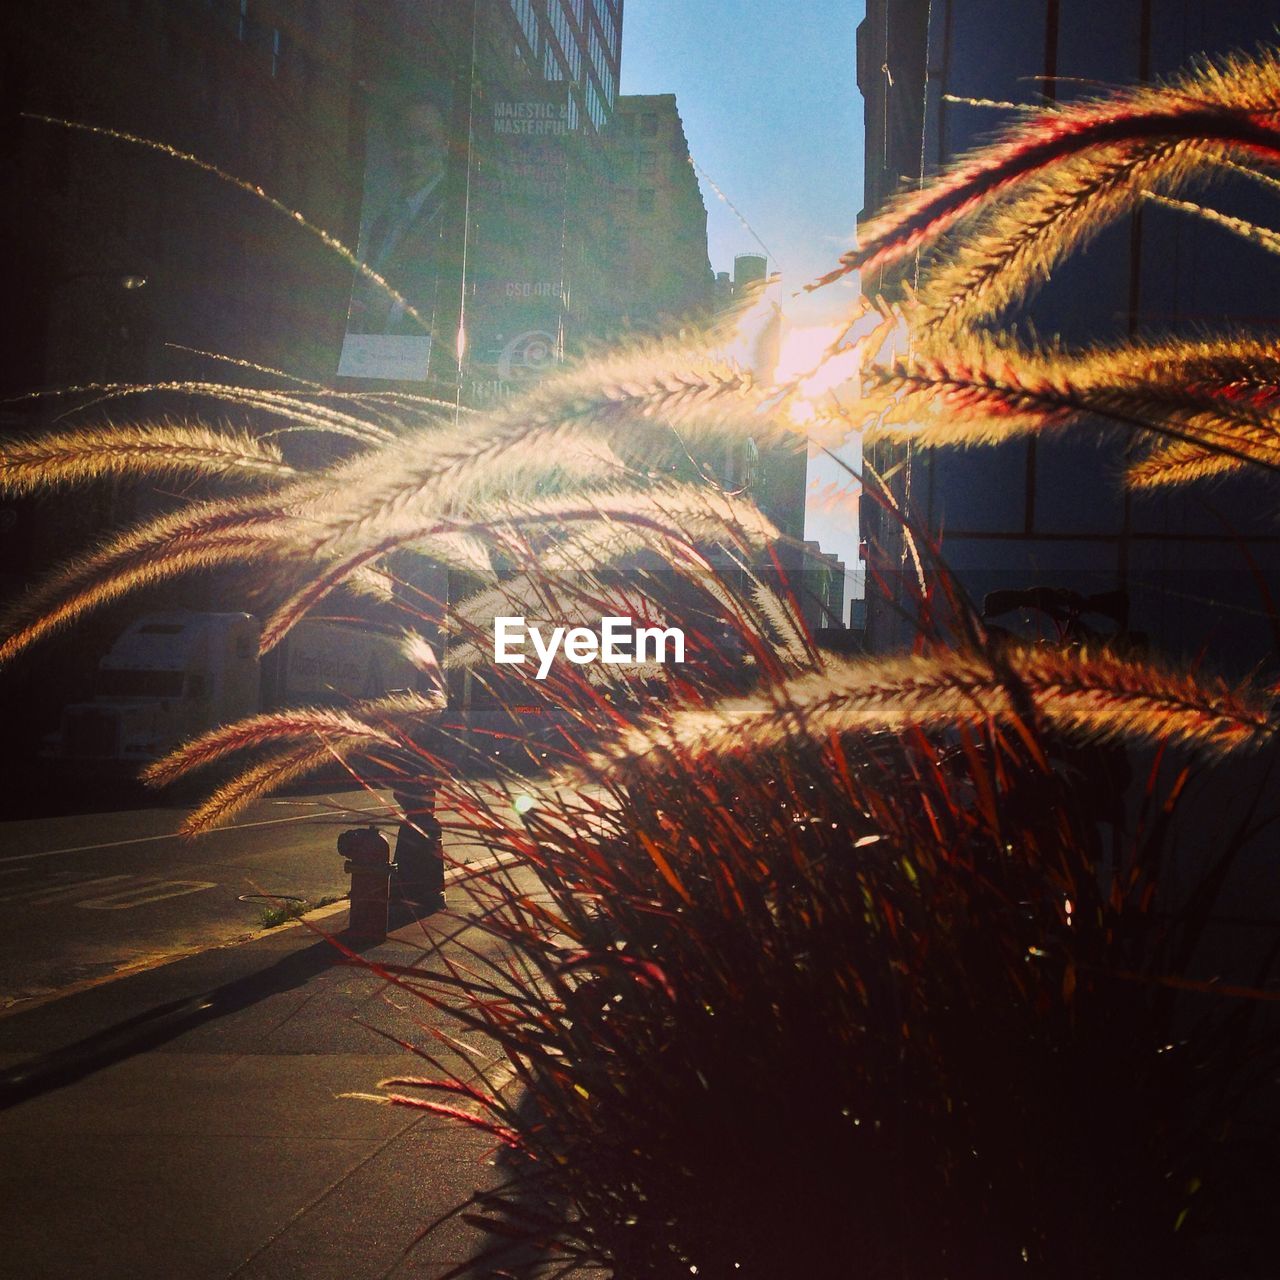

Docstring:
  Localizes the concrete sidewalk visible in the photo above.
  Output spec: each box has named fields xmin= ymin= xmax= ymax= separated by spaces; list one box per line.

xmin=0 ymin=881 xmax=521 ymax=1280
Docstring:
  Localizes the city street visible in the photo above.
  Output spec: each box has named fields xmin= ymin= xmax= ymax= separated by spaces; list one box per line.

xmin=7 ymin=0 xmax=1280 ymax=1271
xmin=0 ymin=788 xmax=500 ymax=1013
xmin=0 ymin=789 xmax=550 ymax=1279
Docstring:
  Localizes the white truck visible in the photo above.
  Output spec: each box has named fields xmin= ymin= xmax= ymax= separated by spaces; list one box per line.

xmin=48 ymin=610 xmax=419 ymax=771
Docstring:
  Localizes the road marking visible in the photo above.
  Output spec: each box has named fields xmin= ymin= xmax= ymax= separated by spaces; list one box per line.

xmin=24 ymin=875 xmax=134 ymax=906
xmin=0 ymin=872 xmax=132 ymax=905
xmin=0 ymin=873 xmax=218 ymax=910
xmin=77 ymin=880 xmax=217 ymax=910
xmin=0 ymin=802 xmax=393 ymax=865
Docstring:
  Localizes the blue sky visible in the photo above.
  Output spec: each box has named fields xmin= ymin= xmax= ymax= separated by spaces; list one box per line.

xmin=619 ymin=0 xmax=866 ymax=289
xmin=619 ymin=0 xmax=867 ymax=588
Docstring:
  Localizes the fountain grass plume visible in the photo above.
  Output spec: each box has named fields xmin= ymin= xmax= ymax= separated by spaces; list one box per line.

xmin=584 ymin=645 xmax=1276 ymax=779
xmin=0 ymin=422 xmax=294 ymax=494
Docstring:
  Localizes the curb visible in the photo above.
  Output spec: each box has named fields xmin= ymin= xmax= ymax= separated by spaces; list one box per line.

xmin=0 ymin=851 xmax=518 ymax=1022
xmin=0 ymin=851 xmax=520 ymax=1110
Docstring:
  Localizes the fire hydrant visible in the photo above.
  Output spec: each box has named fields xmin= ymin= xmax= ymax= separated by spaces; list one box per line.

xmin=338 ymin=825 xmax=393 ymax=941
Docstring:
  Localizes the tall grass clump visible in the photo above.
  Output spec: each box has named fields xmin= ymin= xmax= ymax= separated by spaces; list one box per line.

xmin=8 ymin=44 xmax=1280 ymax=1277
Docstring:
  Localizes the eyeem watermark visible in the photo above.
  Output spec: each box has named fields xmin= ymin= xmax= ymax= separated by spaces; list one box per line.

xmin=494 ymin=616 xmax=685 ymax=680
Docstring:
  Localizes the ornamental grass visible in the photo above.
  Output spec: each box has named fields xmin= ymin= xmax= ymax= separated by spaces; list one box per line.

xmin=8 ymin=42 xmax=1280 ymax=1276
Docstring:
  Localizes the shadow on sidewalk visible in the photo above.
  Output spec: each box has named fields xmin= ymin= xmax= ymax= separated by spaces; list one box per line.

xmin=0 ymin=901 xmax=440 ymax=1111
xmin=450 ymin=1088 xmax=590 ymax=1280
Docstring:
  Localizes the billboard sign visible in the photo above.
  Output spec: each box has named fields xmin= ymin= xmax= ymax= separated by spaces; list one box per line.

xmin=466 ymin=84 xmax=576 ymax=402
xmin=338 ymin=81 xmax=453 ymax=381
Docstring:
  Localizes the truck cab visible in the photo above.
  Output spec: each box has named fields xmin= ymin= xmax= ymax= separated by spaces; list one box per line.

xmin=51 ymin=612 xmax=260 ymax=769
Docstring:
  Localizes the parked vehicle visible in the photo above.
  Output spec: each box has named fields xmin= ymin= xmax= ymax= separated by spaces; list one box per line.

xmin=46 ymin=610 xmax=419 ymax=772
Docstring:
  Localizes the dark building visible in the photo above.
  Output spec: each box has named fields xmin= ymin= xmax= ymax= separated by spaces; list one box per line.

xmin=592 ymin=92 xmax=713 ymax=336
xmin=2 ymin=2 xmax=626 ymax=419
xmin=720 ymin=248 xmax=810 ymax=545
xmin=0 ymin=0 xmax=626 ymax=781
xmin=731 ymin=252 xmax=767 ymax=296
xmin=858 ymin=0 xmax=1280 ymax=669
xmin=798 ymin=541 xmax=847 ymax=635
xmin=4 ymin=2 xmax=365 ymax=402
xmin=2 ymin=0 xmax=379 ymax=791
xmin=3 ymin=0 xmax=381 ymax=607
xmin=856 ymin=0 xmax=1280 ymax=968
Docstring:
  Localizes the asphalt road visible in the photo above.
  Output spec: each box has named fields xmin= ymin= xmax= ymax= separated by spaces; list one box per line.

xmin=0 ymin=789 xmax=407 ymax=1011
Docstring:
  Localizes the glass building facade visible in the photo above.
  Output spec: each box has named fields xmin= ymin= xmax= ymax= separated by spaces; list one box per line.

xmin=505 ymin=0 xmax=622 ymax=131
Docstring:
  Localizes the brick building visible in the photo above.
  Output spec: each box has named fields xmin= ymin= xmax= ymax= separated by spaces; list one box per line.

xmin=593 ymin=93 xmax=713 ymax=335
